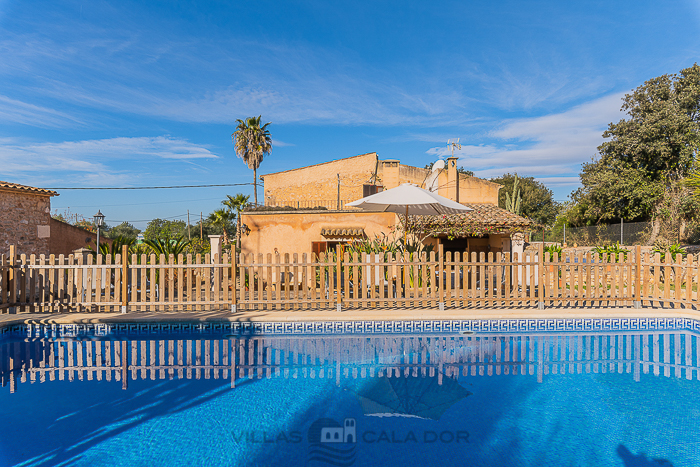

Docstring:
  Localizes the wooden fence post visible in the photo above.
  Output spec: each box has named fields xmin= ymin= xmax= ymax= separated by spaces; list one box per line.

xmin=231 ymin=249 xmax=237 ymax=313
xmin=336 ymin=244 xmax=342 ymax=312
xmin=634 ymin=245 xmax=642 ymax=308
xmin=438 ymin=243 xmax=444 ymax=311
xmin=537 ymin=242 xmax=545 ymax=309
xmin=8 ymin=245 xmax=15 ymax=311
xmin=121 ymin=244 xmax=128 ymax=314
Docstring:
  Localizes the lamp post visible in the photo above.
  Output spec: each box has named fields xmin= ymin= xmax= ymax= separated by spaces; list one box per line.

xmin=94 ymin=210 xmax=105 ymax=253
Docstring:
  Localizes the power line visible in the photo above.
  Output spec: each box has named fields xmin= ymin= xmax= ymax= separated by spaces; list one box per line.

xmin=46 ymin=183 xmax=254 ymax=190
xmin=105 ymin=213 xmax=189 ymax=223
xmin=53 ymin=196 xmax=226 ymax=209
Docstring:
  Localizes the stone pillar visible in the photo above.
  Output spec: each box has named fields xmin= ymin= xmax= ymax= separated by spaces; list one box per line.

xmin=381 ymin=160 xmax=400 ymax=189
xmin=447 ymin=156 xmax=459 ymax=202
xmin=72 ymin=247 xmax=92 ymax=263
xmin=209 ymin=235 xmax=222 ymax=260
xmin=511 ymin=233 xmax=525 ymax=258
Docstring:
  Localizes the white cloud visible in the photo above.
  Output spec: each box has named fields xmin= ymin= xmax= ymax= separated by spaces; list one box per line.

xmin=0 ymin=95 xmax=84 ymax=127
xmin=271 ymin=139 xmax=295 ymax=147
xmin=426 ymin=93 xmax=625 ymax=182
xmin=0 ymin=136 xmax=219 ymax=185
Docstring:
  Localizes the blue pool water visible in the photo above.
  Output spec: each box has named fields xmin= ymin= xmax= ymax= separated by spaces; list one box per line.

xmin=1 ymin=321 xmax=698 ymax=466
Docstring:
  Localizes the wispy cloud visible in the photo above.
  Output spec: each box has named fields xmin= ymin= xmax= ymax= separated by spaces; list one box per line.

xmin=0 ymin=95 xmax=84 ymax=127
xmin=0 ymin=136 xmax=219 ymax=185
xmin=271 ymin=139 xmax=295 ymax=147
xmin=0 ymin=23 xmax=610 ymax=128
xmin=425 ymin=93 xmax=626 ymax=189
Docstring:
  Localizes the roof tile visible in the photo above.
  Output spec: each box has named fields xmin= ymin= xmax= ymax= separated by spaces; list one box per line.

xmin=0 ymin=181 xmax=58 ymax=196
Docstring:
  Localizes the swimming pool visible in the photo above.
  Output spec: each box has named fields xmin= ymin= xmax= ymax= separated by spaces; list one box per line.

xmin=1 ymin=319 xmax=698 ymax=466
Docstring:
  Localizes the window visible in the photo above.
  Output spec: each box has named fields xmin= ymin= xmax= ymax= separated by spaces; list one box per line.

xmin=312 ymin=241 xmax=342 ymax=259
xmin=363 ymin=184 xmax=382 ymax=197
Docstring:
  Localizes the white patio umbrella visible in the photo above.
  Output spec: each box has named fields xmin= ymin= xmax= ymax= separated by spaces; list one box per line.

xmin=346 ymin=183 xmax=471 ymax=244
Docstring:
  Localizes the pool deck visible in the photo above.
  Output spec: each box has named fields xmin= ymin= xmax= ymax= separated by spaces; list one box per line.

xmin=0 ymin=307 xmax=698 ymax=329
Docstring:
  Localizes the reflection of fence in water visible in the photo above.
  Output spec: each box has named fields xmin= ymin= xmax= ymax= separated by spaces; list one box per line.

xmin=3 ymin=331 xmax=700 ymax=393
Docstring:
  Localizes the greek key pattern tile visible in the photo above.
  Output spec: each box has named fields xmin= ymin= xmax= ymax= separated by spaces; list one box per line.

xmin=2 ymin=317 xmax=700 ymax=340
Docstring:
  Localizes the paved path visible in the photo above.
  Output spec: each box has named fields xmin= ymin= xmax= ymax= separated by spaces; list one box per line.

xmin=1 ymin=307 xmax=698 ymax=329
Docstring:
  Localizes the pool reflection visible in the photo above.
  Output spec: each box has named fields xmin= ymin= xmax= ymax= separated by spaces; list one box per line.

xmin=3 ymin=328 xmax=700 ymax=394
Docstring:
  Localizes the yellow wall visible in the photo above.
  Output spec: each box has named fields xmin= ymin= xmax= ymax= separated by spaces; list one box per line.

xmin=261 ymin=153 xmax=502 ymax=208
xmin=262 ymin=152 xmax=378 ymax=208
xmin=241 ymin=211 xmax=399 ymax=257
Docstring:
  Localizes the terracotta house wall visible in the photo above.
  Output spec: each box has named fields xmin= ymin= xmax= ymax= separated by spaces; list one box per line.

xmin=262 ymin=152 xmax=378 ymax=208
xmin=262 ymin=153 xmax=501 ymax=208
xmin=0 ymin=190 xmax=52 ymax=256
xmin=49 ymin=218 xmax=112 ymax=256
xmin=240 ymin=211 xmax=398 ymax=257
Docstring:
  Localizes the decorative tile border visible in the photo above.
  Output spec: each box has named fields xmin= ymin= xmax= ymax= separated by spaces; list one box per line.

xmin=1 ymin=317 xmax=699 ymax=340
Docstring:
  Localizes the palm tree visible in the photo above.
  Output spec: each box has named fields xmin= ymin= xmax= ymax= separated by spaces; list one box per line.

xmin=207 ymin=208 xmax=234 ymax=245
xmin=223 ymin=194 xmax=250 ymax=248
xmin=143 ymin=235 xmax=191 ymax=259
xmin=232 ymin=116 xmax=272 ymax=206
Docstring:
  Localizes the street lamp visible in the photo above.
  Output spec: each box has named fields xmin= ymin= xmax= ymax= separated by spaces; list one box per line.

xmin=94 ymin=210 xmax=105 ymax=253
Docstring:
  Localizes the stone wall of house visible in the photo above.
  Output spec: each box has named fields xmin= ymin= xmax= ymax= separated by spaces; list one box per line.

xmin=262 ymin=152 xmax=378 ymax=208
xmin=49 ymin=218 xmax=110 ymax=256
xmin=0 ymin=190 xmax=51 ymax=257
xmin=262 ymin=152 xmax=501 ymax=208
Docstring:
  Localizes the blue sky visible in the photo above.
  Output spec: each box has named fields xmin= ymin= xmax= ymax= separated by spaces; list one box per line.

xmin=1 ymin=0 xmax=700 ymax=229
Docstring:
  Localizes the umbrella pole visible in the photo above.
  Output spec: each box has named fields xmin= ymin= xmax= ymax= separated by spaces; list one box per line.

xmin=404 ymin=205 xmax=408 ymax=247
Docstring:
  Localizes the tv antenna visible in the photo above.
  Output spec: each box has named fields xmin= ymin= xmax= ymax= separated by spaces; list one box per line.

xmin=447 ymin=138 xmax=461 ymax=157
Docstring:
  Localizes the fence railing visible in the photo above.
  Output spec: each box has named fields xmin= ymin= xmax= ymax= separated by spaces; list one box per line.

xmin=264 ymin=199 xmax=359 ymax=210
xmin=1 ymin=244 xmax=699 ymax=313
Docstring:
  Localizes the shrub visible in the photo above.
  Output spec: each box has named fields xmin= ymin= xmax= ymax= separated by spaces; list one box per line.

xmin=591 ymin=242 xmax=630 ymax=262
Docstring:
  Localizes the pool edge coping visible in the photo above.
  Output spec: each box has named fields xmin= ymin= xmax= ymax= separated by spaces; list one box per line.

xmin=2 ymin=307 xmax=700 ymax=332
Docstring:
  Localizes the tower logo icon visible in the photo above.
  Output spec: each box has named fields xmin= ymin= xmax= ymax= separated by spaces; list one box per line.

xmin=307 ymin=418 xmax=357 ymax=466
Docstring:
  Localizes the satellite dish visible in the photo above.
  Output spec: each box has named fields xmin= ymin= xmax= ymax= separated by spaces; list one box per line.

xmin=425 ymin=160 xmax=444 ymax=192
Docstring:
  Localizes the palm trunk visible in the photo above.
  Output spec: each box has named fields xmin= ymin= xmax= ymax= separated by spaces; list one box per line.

xmin=253 ymin=166 xmax=258 ymax=206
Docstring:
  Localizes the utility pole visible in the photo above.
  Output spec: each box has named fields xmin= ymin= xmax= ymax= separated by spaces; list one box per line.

xmin=187 ymin=210 xmax=191 ymax=240
xmin=200 ymin=212 xmax=203 ymax=239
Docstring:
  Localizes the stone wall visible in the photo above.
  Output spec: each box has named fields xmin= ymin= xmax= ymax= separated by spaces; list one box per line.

xmin=0 ymin=190 xmax=51 ymax=257
xmin=262 ymin=152 xmax=378 ymax=208
xmin=262 ymin=152 xmax=501 ymax=208
xmin=49 ymin=218 xmax=111 ymax=256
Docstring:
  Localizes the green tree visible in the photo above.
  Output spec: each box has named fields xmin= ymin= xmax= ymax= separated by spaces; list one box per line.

xmin=144 ymin=219 xmax=187 ymax=241
xmin=491 ymin=173 xmax=559 ymax=225
xmin=232 ymin=116 xmax=272 ymax=206
xmin=74 ymin=219 xmax=100 ymax=233
xmin=572 ymin=64 xmax=700 ymax=225
xmin=424 ymin=163 xmax=474 ymax=176
xmin=106 ymin=222 xmax=140 ymax=240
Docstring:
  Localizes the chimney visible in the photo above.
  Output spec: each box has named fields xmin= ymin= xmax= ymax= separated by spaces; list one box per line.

xmin=447 ymin=156 xmax=459 ymax=202
xmin=381 ymin=160 xmax=400 ymax=189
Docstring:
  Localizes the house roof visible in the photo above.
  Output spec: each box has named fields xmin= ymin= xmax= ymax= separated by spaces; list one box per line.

xmin=459 ymin=203 xmax=531 ymax=226
xmin=260 ymin=152 xmax=378 ymax=178
xmin=408 ymin=203 xmax=531 ymax=237
xmin=0 ymin=181 xmax=58 ymax=196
